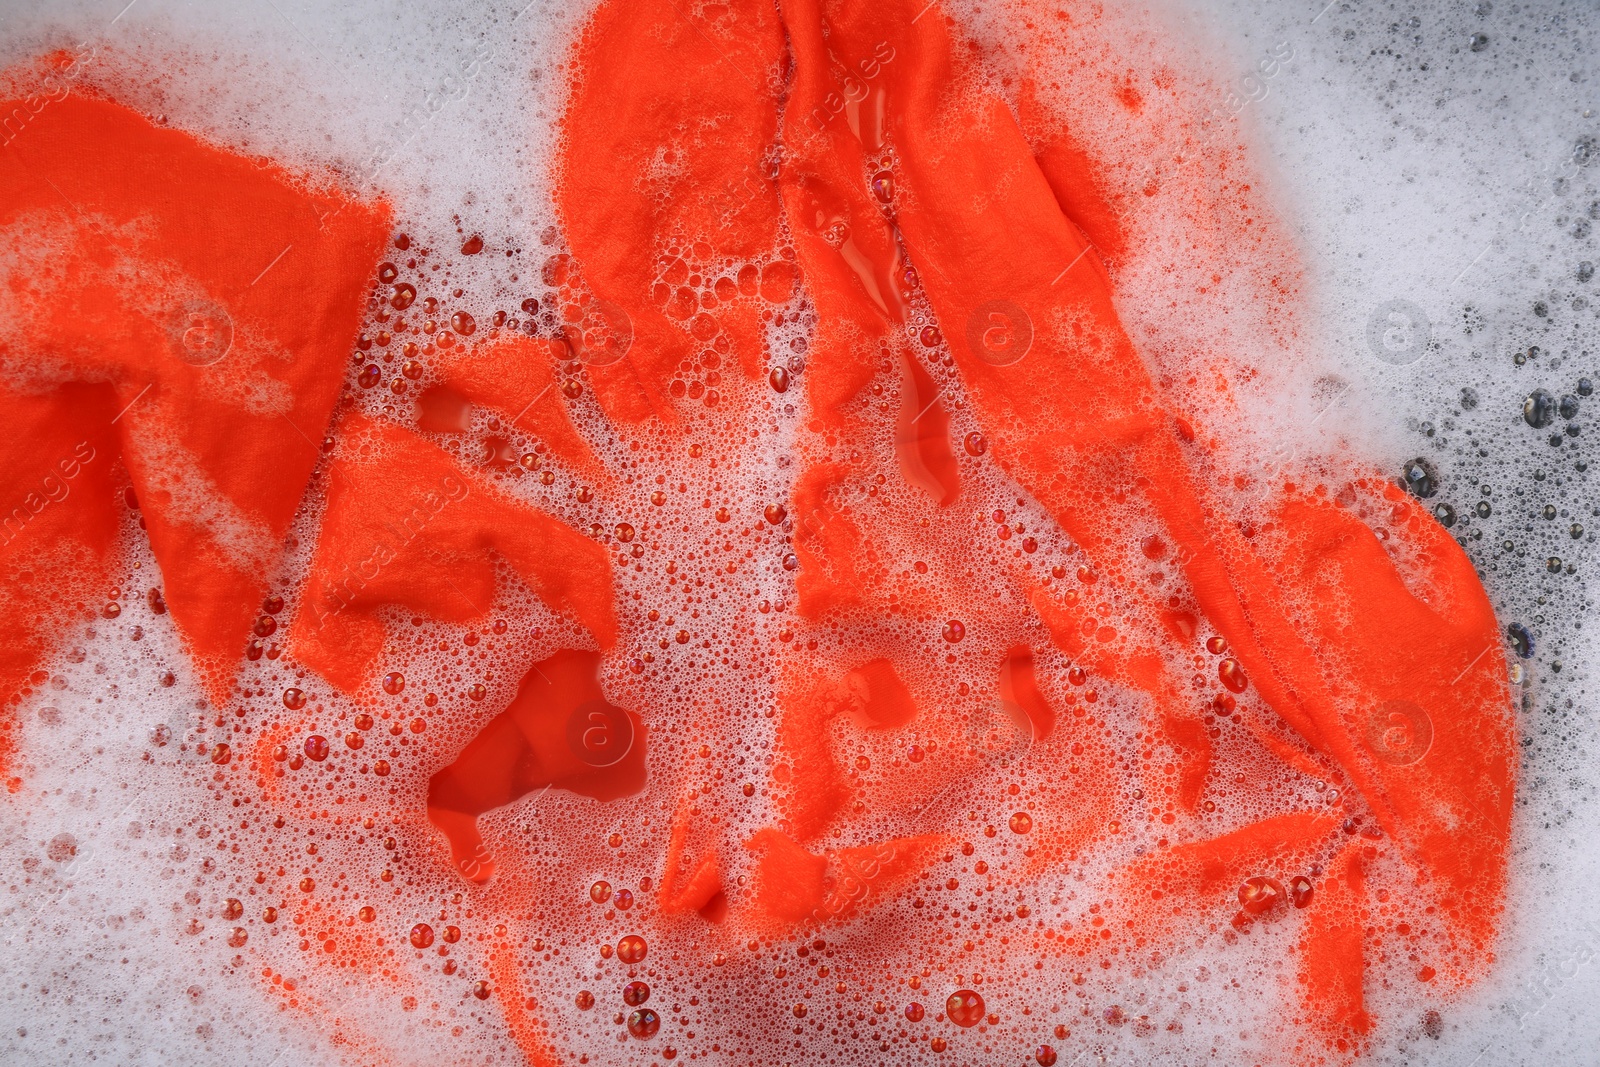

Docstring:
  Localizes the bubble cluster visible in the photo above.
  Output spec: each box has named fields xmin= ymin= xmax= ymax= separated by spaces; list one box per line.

xmin=0 ymin=1 xmax=1594 ymax=1066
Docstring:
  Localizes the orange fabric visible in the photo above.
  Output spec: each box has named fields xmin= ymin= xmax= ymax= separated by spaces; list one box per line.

xmin=557 ymin=0 xmax=788 ymax=422
xmin=425 ymin=648 xmax=644 ymax=883
xmin=433 ymin=332 xmax=610 ymax=488
xmin=287 ymin=411 xmax=616 ymax=695
xmin=555 ymin=0 xmax=1515 ymax=1057
xmin=0 ymin=388 xmax=119 ymax=779
xmin=0 ymin=90 xmax=389 ymax=771
xmin=773 ymin=657 xmax=924 ymax=841
xmin=1299 ymin=842 xmax=1374 ymax=1045
xmin=746 ymin=827 xmax=946 ymax=927
xmin=660 ymin=801 xmax=726 ymax=917
xmin=489 ymin=944 xmax=563 ymax=1067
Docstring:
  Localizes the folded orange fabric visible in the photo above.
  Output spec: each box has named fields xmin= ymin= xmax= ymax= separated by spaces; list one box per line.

xmin=556 ymin=0 xmax=1515 ymax=1057
xmin=0 ymin=85 xmax=390 ymax=772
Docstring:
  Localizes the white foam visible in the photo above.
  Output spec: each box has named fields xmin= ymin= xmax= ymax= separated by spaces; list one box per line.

xmin=1 ymin=0 xmax=1597 ymax=1064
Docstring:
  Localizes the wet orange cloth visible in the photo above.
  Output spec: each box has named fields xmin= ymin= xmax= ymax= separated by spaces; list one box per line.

xmin=0 ymin=86 xmax=390 ymax=771
xmin=287 ymin=410 xmax=616 ymax=695
xmin=556 ymin=0 xmax=1515 ymax=1056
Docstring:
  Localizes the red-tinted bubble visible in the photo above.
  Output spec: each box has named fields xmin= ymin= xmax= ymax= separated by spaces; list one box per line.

xmin=942 ymin=620 xmax=965 ymax=643
xmin=1036 ymin=1047 xmax=1058 ymax=1066
xmin=963 ymin=432 xmax=986 ymax=456
xmin=575 ymin=990 xmax=595 ymax=1010
xmin=764 ymin=503 xmax=787 ymax=525
xmin=1291 ymin=875 xmax=1315 ymax=908
xmin=590 ymin=880 xmax=612 ymax=904
xmin=905 ymin=1002 xmax=925 ymax=1022
xmin=1009 ymin=811 xmax=1032 ymax=834
xmin=410 ymin=923 xmax=434 ymax=949
xmin=382 ymin=672 xmax=405 ymax=695
xmin=1238 ymin=875 xmax=1286 ymax=915
xmin=947 ymin=989 xmax=984 ymax=1027
xmin=627 ymin=1008 xmax=660 ymax=1039
xmin=617 ymin=934 xmax=647 ymax=964
xmin=451 ymin=311 xmax=476 ymax=335
xmin=303 ymin=735 xmax=328 ymax=761
xmin=1218 ymin=658 xmax=1249 ymax=693
xmin=613 ymin=889 xmax=634 ymax=911
xmin=623 ymin=980 xmax=650 ymax=1006
xmin=282 ymin=688 xmax=305 ymax=710
xmin=443 ymin=925 xmax=461 ymax=944
xmin=472 ymin=981 xmax=491 ymax=1000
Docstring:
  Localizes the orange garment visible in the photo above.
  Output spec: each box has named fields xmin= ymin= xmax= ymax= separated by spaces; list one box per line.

xmin=0 ymin=85 xmax=390 ymax=775
xmin=287 ymin=410 xmax=616 ymax=695
xmin=555 ymin=0 xmax=1515 ymax=1057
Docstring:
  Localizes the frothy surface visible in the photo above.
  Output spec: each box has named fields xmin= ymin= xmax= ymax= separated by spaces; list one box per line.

xmin=0 ymin=1 xmax=1596 ymax=1065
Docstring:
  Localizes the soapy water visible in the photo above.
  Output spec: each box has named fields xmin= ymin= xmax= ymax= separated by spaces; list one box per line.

xmin=0 ymin=0 xmax=1596 ymax=1065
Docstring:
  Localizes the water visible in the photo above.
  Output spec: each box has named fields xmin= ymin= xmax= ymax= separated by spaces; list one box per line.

xmin=1 ymin=0 xmax=1597 ymax=1064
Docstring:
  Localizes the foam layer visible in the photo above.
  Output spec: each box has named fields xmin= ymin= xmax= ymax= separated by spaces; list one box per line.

xmin=0 ymin=1 xmax=1596 ymax=1065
